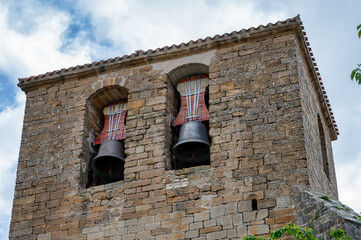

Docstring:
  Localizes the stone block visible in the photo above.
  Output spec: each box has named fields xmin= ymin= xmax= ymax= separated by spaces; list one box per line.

xmin=172 ymin=224 xmax=188 ymax=232
xmin=248 ymin=224 xmax=269 ymax=235
xmin=167 ymin=232 xmax=185 ymax=240
xmin=145 ymin=221 xmax=161 ymax=231
xmin=238 ymin=201 xmax=252 ymax=212
xmin=146 ymin=95 xmax=166 ymax=106
xmin=221 ymin=215 xmax=233 ymax=229
xmin=226 ymin=202 xmax=238 ymax=214
xmin=200 ymin=225 xmax=222 ymax=234
xmin=37 ymin=233 xmax=51 ymax=240
xmin=125 ymin=218 xmax=138 ymax=227
xmin=221 ymin=82 xmax=234 ymax=91
xmin=186 ymin=230 xmax=199 ymax=238
xmin=194 ymin=212 xmax=210 ymax=222
xmin=127 ymin=99 xmax=145 ymax=109
xmin=86 ymin=232 xmax=103 ymax=240
xmin=124 ymin=179 xmax=151 ymax=189
xmin=256 ymin=209 xmax=269 ymax=220
xmin=123 ymin=234 xmax=137 ymax=240
xmin=237 ymin=225 xmax=248 ymax=237
xmin=82 ymin=226 xmax=100 ymax=234
xmin=140 ymin=169 xmax=165 ymax=180
xmin=211 ymin=205 xmax=225 ymax=218
xmin=136 ymin=230 xmax=153 ymax=240
xmin=151 ymin=228 xmax=172 ymax=235
xmin=180 ymin=216 xmax=194 ymax=225
xmin=227 ymin=228 xmax=237 ymax=238
xmin=243 ymin=211 xmax=256 ymax=223
xmin=190 ymin=221 xmax=203 ymax=230
xmin=206 ymin=230 xmax=227 ymax=240
xmin=233 ymin=213 xmax=243 ymax=226
xmin=204 ymin=219 xmax=217 ymax=228
xmin=276 ymin=196 xmax=291 ymax=208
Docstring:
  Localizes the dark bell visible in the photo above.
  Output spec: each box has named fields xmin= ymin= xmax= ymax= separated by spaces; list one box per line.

xmin=91 ymin=140 xmax=125 ymax=179
xmin=173 ymin=121 xmax=210 ymax=163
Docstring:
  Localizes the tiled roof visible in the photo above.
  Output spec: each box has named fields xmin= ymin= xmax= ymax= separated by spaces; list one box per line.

xmin=298 ymin=20 xmax=339 ymax=136
xmin=17 ymin=15 xmax=338 ymax=136
xmin=18 ymin=16 xmax=300 ymax=84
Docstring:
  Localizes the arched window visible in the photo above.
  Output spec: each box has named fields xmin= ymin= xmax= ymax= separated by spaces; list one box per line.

xmin=167 ymin=64 xmax=211 ymax=170
xmin=318 ymin=115 xmax=330 ymax=180
xmin=85 ymin=86 xmax=128 ymax=187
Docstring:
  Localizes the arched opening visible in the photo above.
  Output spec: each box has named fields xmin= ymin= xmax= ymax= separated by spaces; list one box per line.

xmin=167 ymin=63 xmax=211 ymax=170
xmin=318 ymin=114 xmax=330 ymax=180
xmin=85 ymin=86 xmax=128 ymax=187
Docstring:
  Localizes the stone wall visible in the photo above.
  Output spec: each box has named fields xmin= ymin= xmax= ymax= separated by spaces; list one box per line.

xmin=10 ymin=21 xmax=350 ymax=240
xmin=294 ymin=186 xmax=361 ymax=239
xmin=208 ymin=33 xmax=308 ymax=210
xmin=10 ymin=74 xmax=88 ymax=238
xmin=296 ymin=41 xmax=338 ymax=198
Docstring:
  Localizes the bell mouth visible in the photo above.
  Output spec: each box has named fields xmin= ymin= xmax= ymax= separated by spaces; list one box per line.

xmin=91 ymin=140 xmax=125 ymax=179
xmin=173 ymin=141 xmax=210 ymax=163
xmin=173 ymin=121 xmax=210 ymax=163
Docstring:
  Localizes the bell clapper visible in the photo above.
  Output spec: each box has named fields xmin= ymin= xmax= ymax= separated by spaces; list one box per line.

xmin=109 ymin=161 xmax=112 ymax=176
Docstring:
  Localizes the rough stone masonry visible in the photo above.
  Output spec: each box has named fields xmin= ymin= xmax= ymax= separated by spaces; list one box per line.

xmin=10 ymin=16 xmax=361 ymax=239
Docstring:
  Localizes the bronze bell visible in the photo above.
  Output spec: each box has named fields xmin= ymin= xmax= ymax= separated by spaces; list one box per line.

xmin=173 ymin=121 xmax=210 ymax=163
xmin=91 ymin=140 xmax=125 ymax=178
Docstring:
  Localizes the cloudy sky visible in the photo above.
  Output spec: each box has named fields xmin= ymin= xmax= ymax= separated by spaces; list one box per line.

xmin=0 ymin=0 xmax=360 ymax=238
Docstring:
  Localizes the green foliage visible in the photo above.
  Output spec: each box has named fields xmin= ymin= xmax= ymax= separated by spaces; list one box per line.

xmin=268 ymin=223 xmax=316 ymax=240
xmin=330 ymin=228 xmax=352 ymax=240
xmin=243 ymin=236 xmax=264 ymax=240
xmin=351 ymin=24 xmax=361 ymax=84
xmin=351 ymin=64 xmax=361 ymax=85
xmin=243 ymin=222 xmax=353 ymax=240
xmin=320 ymin=195 xmax=331 ymax=202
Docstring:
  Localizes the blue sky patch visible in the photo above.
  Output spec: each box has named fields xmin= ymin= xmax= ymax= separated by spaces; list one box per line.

xmin=60 ymin=12 xmax=98 ymax=54
xmin=0 ymin=72 xmax=17 ymax=111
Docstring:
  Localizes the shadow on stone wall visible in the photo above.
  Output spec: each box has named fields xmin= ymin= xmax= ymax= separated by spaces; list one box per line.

xmin=294 ymin=186 xmax=361 ymax=239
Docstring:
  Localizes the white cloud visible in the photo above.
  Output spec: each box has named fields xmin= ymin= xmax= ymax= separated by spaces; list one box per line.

xmin=0 ymin=1 xmax=93 ymax=237
xmin=0 ymin=91 xmax=25 ymax=236
xmin=75 ymin=0 xmax=288 ymax=56
xmin=0 ymin=1 xmax=91 ymax=79
xmin=336 ymin=154 xmax=361 ymax=213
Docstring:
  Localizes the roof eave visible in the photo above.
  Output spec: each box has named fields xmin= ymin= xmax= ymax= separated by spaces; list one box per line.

xmin=18 ymin=16 xmax=301 ymax=90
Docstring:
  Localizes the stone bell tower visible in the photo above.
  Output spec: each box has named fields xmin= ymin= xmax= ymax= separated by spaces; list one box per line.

xmin=10 ymin=15 xmax=361 ymax=240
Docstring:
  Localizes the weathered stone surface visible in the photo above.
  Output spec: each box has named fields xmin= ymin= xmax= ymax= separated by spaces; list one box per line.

xmin=10 ymin=17 xmax=357 ymax=240
xmin=294 ymin=186 xmax=361 ymax=239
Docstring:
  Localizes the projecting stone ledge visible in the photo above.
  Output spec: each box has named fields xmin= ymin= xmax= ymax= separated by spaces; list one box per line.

xmin=293 ymin=186 xmax=361 ymax=239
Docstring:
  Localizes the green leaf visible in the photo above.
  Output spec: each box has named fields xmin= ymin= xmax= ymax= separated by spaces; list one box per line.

xmin=357 ymin=74 xmax=361 ymax=85
xmin=351 ymin=69 xmax=356 ymax=80
xmin=357 ymin=24 xmax=361 ymax=38
xmin=274 ymin=231 xmax=282 ymax=239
